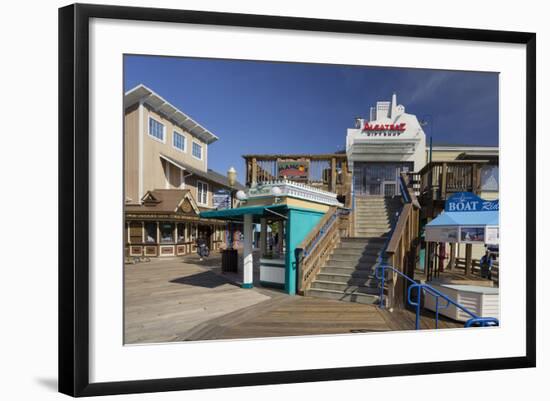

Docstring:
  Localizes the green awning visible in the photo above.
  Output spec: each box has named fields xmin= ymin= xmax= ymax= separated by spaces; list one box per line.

xmin=200 ymin=204 xmax=288 ymax=222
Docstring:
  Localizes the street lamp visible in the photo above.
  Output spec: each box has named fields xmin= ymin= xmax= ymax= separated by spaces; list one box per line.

xmin=226 ymin=166 xmax=237 ymax=250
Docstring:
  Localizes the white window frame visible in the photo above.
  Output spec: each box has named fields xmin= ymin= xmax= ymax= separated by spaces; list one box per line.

xmin=148 ymin=116 xmax=166 ymax=143
xmin=197 ymin=180 xmax=208 ymax=206
xmin=172 ymin=130 xmax=186 ymax=152
xmin=192 ymin=141 xmax=203 ymax=160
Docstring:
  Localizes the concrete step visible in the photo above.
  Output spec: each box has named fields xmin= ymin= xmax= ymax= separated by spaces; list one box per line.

xmin=338 ymin=240 xmax=373 ymax=249
xmin=342 ymin=237 xmax=387 ymax=243
xmin=321 ymin=265 xmax=379 ymax=275
xmin=331 ymin=248 xmax=384 ymax=257
xmin=327 ymin=254 xmax=381 ymax=265
xmin=313 ymin=275 xmax=380 ymax=287
xmin=355 ymin=223 xmax=391 ymax=230
xmin=305 ymin=288 xmax=380 ymax=305
xmin=310 ymin=281 xmax=380 ymax=294
xmin=318 ymin=268 xmax=374 ymax=279
xmin=355 ymin=230 xmax=390 ymax=237
xmin=315 ymin=270 xmax=378 ymax=287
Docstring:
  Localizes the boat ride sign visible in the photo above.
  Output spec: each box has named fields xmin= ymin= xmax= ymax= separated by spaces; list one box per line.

xmin=277 ymin=159 xmax=309 ymax=180
xmin=445 ymin=192 xmax=499 ymax=212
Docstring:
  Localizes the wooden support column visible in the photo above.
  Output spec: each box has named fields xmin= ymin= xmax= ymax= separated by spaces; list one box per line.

xmin=472 ymin=164 xmax=479 ymax=194
xmin=251 ymin=157 xmax=258 ymax=185
xmin=330 ymin=157 xmax=337 ymax=193
xmin=449 ymin=242 xmax=456 ymax=271
xmin=440 ymin=162 xmax=448 ymax=199
xmin=465 ymin=243 xmax=472 ymax=278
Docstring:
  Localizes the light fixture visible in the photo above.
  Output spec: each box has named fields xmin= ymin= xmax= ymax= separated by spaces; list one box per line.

xmin=227 ymin=166 xmax=237 ymax=187
xmin=236 ymin=190 xmax=248 ymax=201
xmin=271 ymin=186 xmax=282 ymax=197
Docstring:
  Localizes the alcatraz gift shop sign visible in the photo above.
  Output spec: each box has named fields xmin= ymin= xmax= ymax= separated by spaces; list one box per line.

xmin=445 ymin=192 xmax=499 ymax=212
xmin=277 ymin=159 xmax=309 ymax=180
xmin=361 ymin=122 xmax=406 ymax=137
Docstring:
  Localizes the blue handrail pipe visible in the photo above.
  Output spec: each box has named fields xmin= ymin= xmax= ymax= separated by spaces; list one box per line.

xmin=375 ymin=264 xmax=499 ymax=330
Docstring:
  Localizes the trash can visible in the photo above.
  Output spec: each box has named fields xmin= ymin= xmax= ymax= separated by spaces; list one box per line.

xmin=221 ymin=249 xmax=238 ymax=273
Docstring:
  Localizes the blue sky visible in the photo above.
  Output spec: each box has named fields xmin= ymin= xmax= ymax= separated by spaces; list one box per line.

xmin=124 ymin=55 xmax=498 ymax=182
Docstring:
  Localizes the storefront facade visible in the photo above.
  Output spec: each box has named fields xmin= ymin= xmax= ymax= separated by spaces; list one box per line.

xmin=346 ymin=93 xmax=426 ymax=197
xmin=123 ymin=84 xmax=244 ymax=258
xmin=125 ymin=189 xmax=227 ymax=258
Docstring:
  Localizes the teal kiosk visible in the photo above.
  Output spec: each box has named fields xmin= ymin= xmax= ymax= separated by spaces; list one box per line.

xmin=200 ymin=180 xmax=343 ymax=295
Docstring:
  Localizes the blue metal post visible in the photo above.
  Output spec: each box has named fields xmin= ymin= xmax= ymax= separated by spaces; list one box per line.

xmin=415 ymin=287 xmax=422 ymax=330
xmin=379 ymin=266 xmax=385 ymax=309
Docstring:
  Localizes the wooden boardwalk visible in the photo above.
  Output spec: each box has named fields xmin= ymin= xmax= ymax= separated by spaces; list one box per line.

xmin=124 ymin=256 xmax=270 ymax=344
xmin=125 ymin=255 xmax=463 ymax=344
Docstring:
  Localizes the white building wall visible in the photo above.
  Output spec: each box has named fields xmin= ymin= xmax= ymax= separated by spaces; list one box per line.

xmin=346 ymin=94 xmax=427 ymax=172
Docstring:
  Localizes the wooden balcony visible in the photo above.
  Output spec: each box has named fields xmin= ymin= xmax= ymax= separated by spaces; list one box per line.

xmin=243 ymin=154 xmax=351 ymax=203
xmin=414 ymin=160 xmax=491 ymax=204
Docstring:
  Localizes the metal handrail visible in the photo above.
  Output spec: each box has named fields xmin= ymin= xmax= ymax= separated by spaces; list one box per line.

xmin=376 ymin=264 xmax=499 ymax=330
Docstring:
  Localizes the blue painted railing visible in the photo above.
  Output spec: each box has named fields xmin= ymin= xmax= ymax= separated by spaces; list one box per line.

xmin=375 ymin=264 xmax=499 ymax=330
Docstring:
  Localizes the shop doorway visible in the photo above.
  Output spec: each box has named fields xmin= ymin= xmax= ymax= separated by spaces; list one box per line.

xmin=197 ymin=225 xmax=213 ymax=249
xmin=353 ymin=162 xmax=413 ymax=196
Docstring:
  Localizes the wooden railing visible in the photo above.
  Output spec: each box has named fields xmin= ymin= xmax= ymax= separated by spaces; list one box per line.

xmin=383 ymin=173 xmax=420 ymax=308
xmin=295 ymin=206 xmax=351 ymax=295
xmin=454 ymin=259 xmax=500 ymax=286
xmin=417 ymin=160 xmax=490 ymax=201
xmin=243 ymin=154 xmax=349 ymax=195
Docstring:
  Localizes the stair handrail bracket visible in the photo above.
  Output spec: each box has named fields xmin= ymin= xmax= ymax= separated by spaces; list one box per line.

xmin=377 ymin=264 xmax=499 ymax=330
xmin=296 ymin=206 xmax=350 ymax=295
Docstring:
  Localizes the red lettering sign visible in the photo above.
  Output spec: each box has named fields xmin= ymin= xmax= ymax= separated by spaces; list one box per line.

xmin=363 ymin=122 xmax=406 ymax=132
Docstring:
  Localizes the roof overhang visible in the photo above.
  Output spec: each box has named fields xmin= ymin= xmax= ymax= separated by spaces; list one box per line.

xmin=200 ymin=204 xmax=289 ymax=223
xmin=125 ymin=84 xmax=219 ymax=145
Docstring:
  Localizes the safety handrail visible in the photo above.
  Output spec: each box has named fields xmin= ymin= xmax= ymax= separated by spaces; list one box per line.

xmin=376 ymin=264 xmax=499 ymax=330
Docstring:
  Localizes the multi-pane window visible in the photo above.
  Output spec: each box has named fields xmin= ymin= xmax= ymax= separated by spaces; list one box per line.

xmin=145 ymin=222 xmax=157 ymax=243
xmin=197 ymin=181 xmax=208 ymax=205
xmin=160 ymin=222 xmax=174 ymax=243
xmin=480 ymin=165 xmax=499 ymax=191
xmin=173 ymin=131 xmax=186 ymax=152
xmin=192 ymin=142 xmax=202 ymax=159
xmin=148 ymin=117 xmax=165 ymax=142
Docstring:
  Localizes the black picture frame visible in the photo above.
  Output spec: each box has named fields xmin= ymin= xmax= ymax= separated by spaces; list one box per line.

xmin=58 ymin=3 xmax=536 ymax=397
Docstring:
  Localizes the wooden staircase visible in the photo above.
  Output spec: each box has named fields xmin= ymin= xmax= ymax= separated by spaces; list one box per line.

xmin=305 ymin=196 xmax=402 ymax=304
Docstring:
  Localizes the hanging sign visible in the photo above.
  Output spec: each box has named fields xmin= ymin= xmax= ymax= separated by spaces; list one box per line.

xmin=459 ymin=226 xmax=485 ymax=243
xmin=213 ymin=189 xmax=231 ymax=209
xmin=425 ymin=226 xmax=459 ymax=243
xmin=277 ymin=159 xmax=309 ymax=180
xmin=445 ymin=192 xmax=499 ymax=212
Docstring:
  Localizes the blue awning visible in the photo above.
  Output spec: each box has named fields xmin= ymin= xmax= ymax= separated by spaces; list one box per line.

xmin=426 ymin=211 xmax=498 ymax=227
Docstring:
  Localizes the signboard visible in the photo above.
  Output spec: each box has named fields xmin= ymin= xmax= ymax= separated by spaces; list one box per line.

xmin=425 ymin=226 xmax=459 ymax=243
xmin=213 ymin=189 xmax=231 ymax=209
xmin=485 ymin=226 xmax=499 ymax=245
xmin=459 ymin=226 xmax=485 ymax=243
xmin=445 ymin=192 xmax=499 ymax=212
xmin=361 ymin=121 xmax=406 ymax=136
xmin=277 ymin=159 xmax=309 ymax=180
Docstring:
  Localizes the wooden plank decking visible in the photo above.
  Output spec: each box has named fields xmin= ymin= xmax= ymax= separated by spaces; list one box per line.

xmin=125 ymin=255 xmax=463 ymax=344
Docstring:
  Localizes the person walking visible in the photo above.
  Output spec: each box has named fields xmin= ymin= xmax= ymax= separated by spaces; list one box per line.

xmin=480 ymin=249 xmax=493 ymax=280
xmin=196 ymin=235 xmax=209 ymax=261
